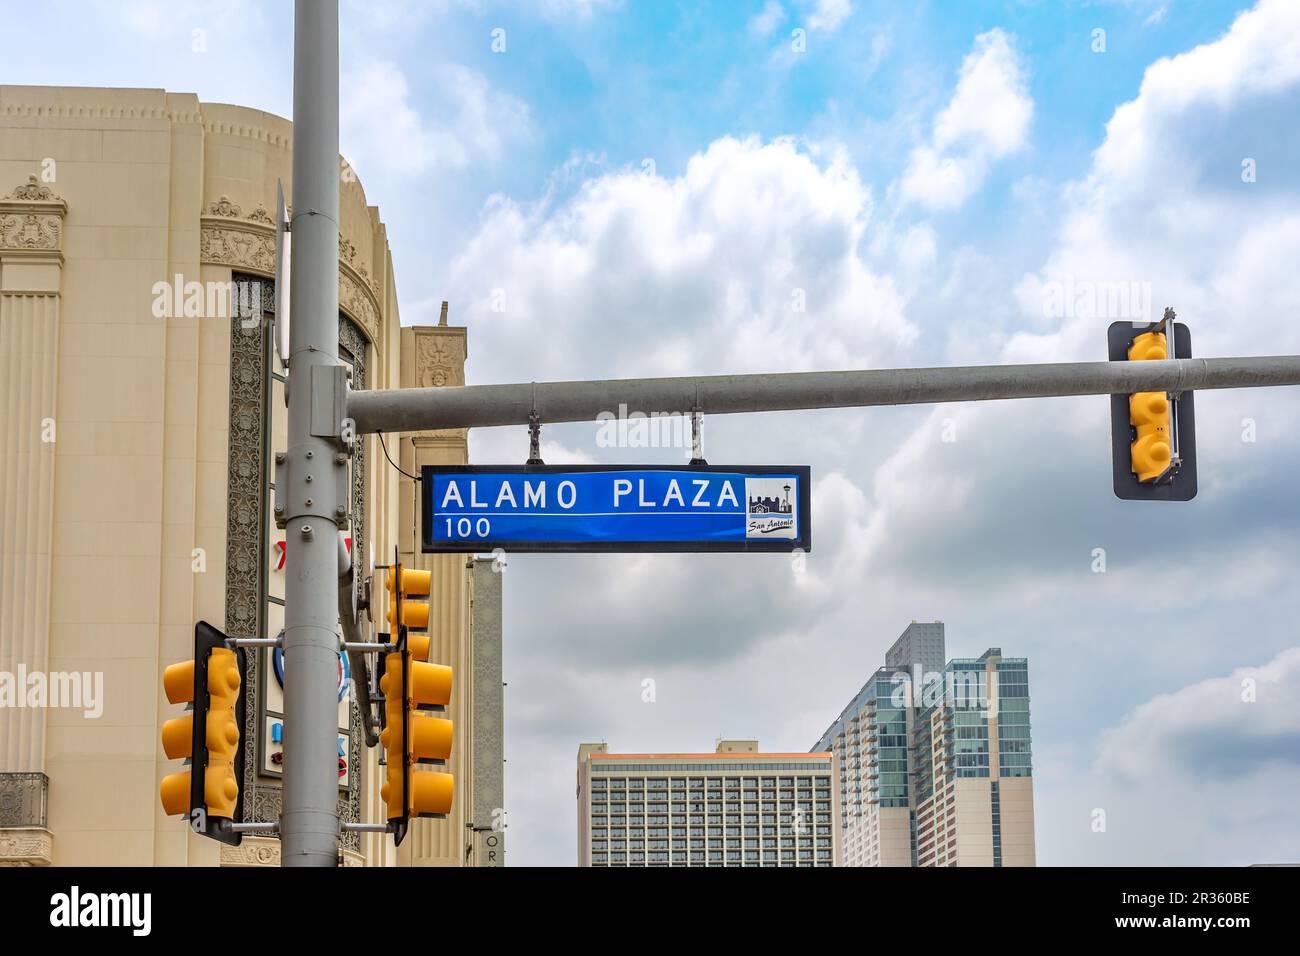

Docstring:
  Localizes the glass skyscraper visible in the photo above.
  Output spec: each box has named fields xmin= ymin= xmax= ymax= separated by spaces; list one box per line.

xmin=815 ymin=623 xmax=1036 ymax=866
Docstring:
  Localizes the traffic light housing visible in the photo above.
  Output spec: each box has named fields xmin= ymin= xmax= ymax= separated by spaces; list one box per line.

xmin=387 ymin=564 xmax=431 ymax=635
xmin=378 ymin=563 xmax=454 ymax=846
xmin=159 ymin=621 xmax=247 ymax=845
xmin=386 ymin=559 xmax=433 ymax=676
xmin=1109 ymin=318 xmax=1197 ymax=501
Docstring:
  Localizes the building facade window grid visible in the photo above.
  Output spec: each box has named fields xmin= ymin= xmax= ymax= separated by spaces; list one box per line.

xmin=585 ymin=768 xmax=836 ymax=867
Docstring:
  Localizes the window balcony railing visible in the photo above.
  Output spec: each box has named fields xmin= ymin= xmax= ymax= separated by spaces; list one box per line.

xmin=0 ymin=772 xmax=48 ymax=829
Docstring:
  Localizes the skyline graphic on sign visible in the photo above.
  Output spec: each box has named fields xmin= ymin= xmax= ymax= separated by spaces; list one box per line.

xmin=744 ymin=477 xmax=797 ymax=539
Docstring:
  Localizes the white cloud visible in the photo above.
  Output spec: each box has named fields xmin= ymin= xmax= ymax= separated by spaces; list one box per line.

xmin=864 ymin=1 xmax=1300 ymax=866
xmin=1092 ymin=3 xmax=1300 ymax=200
xmin=899 ymin=28 xmax=1033 ymax=210
xmin=340 ymin=60 xmax=531 ymax=176
xmin=1096 ymin=647 xmax=1300 ymax=783
xmin=341 ymin=0 xmax=463 ymax=30
xmin=895 ymin=223 xmax=937 ymax=290
xmin=447 ymin=135 xmax=916 ymax=384
xmin=1033 ymin=647 xmax=1300 ymax=866
xmin=749 ymin=0 xmax=786 ymax=38
xmin=536 ymin=0 xmax=621 ymax=18
xmin=1023 ymin=0 xmax=1300 ymax=356
xmin=804 ymin=0 xmax=852 ymax=33
xmin=469 ymin=427 xmax=597 ymax=466
xmin=344 ymin=0 xmax=622 ymax=23
xmin=123 ymin=0 xmax=257 ymax=36
xmin=124 ymin=2 xmax=164 ymax=36
xmin=1143 ymin=4 xmax=1169 ymax=28
xmin=877 ymin=0 xmax=1300 ymax=574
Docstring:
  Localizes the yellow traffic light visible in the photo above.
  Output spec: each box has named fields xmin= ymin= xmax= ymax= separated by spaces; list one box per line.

xmin=408 ymin=658 xmax=453 ymax=817
xmin=1128 ymin=331 xmax=1172 ymax=482
xmin=386 ymin=565 xmax=432 ymax=633
xmin=1130 ymin=392 xmax=1171 ymax=480
xmin=163 ymin=659 xmax=195 ymax=707
xmin=1108 ymin=315 xmax=1197 ymax=501
xmin=204 ymin=648 xmax=242 ymax=818
xmin=159 ymin=659 xmax=196 ymax=817
xmin=159 ymin=622 xmax=246 ymax=844
xmin=379 ymin=651 xmax=406 ymax=821
xmin=410 ymin=770 xmax=454 ymax=818
xmin=378 ymin=649 xmax=454 ymax=823
xmin=1128 ymin=330 xmax=1167 ymax=362
xmin=409 ymin=659 xmax=451 ymax=708
xmin=379 ymin=561 xmax=452 ymax=837
xmin=160 ymin=771 xmax=192 ymax=818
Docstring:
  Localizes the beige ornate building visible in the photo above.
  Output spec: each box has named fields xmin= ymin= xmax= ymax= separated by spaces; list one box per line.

xmin=0 ymin=86 xmax=500 ymax=866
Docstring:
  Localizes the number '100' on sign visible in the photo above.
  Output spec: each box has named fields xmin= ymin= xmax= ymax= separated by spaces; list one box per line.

xmin=421 ymin=465 xmax=812 ymax=554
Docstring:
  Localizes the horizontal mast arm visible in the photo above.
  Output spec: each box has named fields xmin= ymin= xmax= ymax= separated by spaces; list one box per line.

xmin=345 ymin=355 xmax=1300 ymax=434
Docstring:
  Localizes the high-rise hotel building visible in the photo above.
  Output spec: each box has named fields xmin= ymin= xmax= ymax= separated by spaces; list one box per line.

xmin=813 ymin=668 xmax=914 ymax=866
xmin=813 ymin=622 xmax=1035 ymax=866
xmin=576 ymin=740 xmax=841 ymax=866
xmin=911 ymin=649 xmax=1034 ymax=867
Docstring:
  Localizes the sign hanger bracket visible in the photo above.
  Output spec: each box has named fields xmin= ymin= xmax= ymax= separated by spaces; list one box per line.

xmin=526 ymin=387 xmax=545 ymax=465
xmin=689 ymin=401 xmax=707 ymax=466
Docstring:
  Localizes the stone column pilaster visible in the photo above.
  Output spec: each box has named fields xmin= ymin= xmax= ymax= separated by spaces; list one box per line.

xmin=0 ymin=176 xmax=65 ymax=866
xmin=395 ymin=315 xmax=470 ymax=866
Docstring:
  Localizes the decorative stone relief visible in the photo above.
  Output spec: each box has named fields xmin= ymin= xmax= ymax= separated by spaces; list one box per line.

xmin=339 ymin=267 xmax=380 ymax=347
xmin=220 ymin=837 xmax=282 ymax=867
xmin=208 ymin=194 xmax=245 ymax=218
xmin=207 ymin=195 xmax=275 ymax=225
xmin=0 ymin=213 xmax=60 ymax=250
xmin=200 ymin=226 xmax=275 ymax=275
xmin=0 ymin=177 xmax=65 ymax=254
xmin=199 ymin=210 xmax=381 ymax=356
xmin=0 ymin=102 xmax=289 ymax=148
xmin=5 ymin=176 xmax=57 ymax=201
xmin=220 ymin=838 xmax=364 ymax=868
xmin=0 ymin=829 xmax=52 ymax=867
xmin=337 ymin=314 xmax=368 ymax=852
xmin=225 ymin=277 xmax=273 ymax=836
xmin=415 ymin=331 xmax=466 ymax=388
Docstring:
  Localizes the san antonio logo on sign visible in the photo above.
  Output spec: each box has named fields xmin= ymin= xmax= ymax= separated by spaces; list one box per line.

xmin=745 ymin=477 xmax=796 ymax=538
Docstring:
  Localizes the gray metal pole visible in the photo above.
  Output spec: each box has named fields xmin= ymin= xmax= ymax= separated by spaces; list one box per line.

xmin=345 ymin=355 xmax=1300 ymax=434
xmin=282 ymin=0 xmax=341 ymax=867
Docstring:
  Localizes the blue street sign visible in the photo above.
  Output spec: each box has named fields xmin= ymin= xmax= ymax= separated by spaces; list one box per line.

xmin=421 ymin=465 xmax=811 ymax=553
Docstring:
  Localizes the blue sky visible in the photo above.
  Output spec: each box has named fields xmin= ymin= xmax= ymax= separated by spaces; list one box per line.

xmin=2 ymin=2 xmax=1257 ymax=331
xmin=8 ymin=0 xmax=1300 ymax=867
xmin=358 ymin=0 xmax=1252 ymax=320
